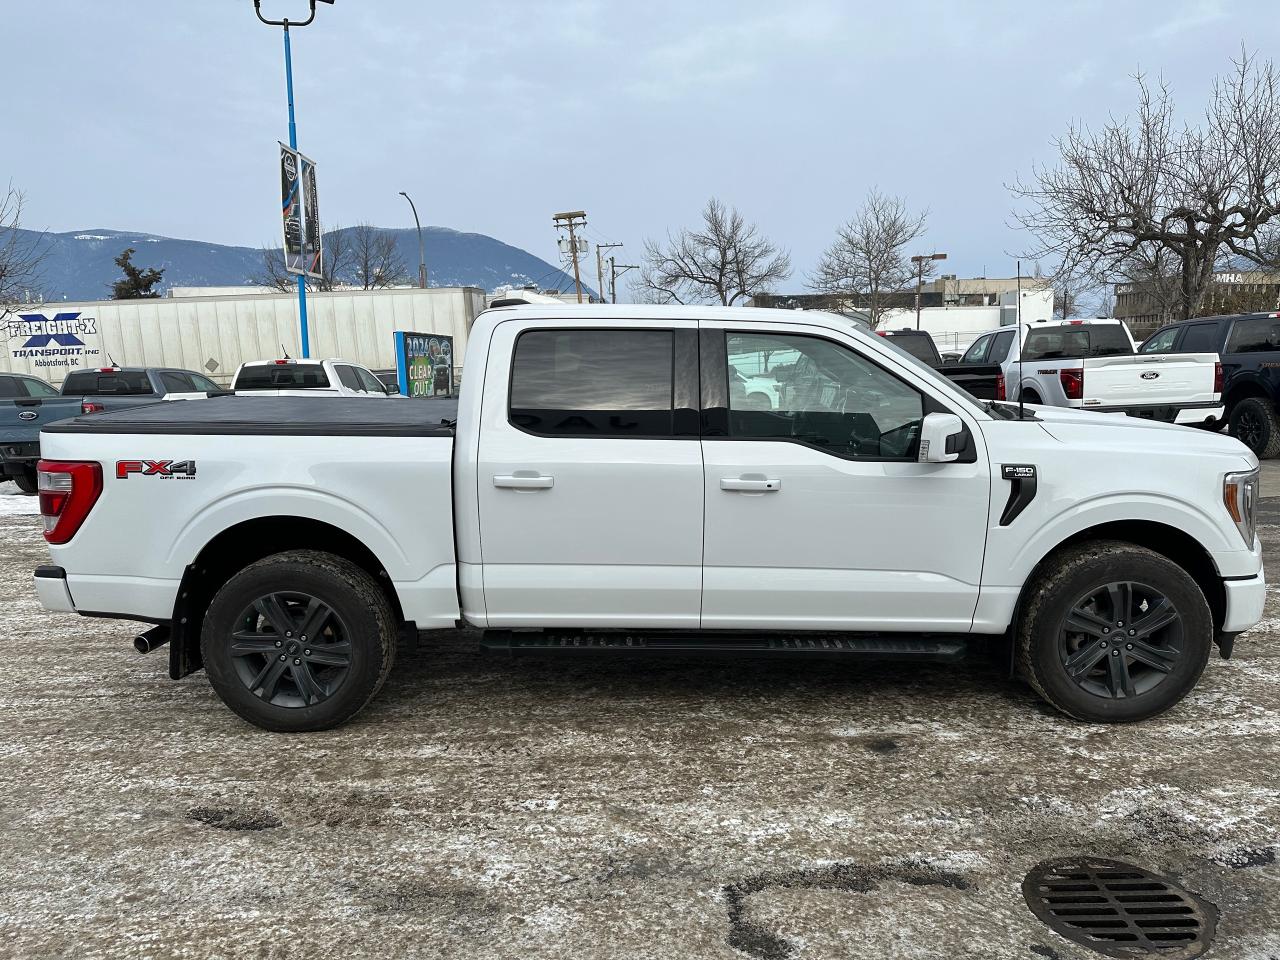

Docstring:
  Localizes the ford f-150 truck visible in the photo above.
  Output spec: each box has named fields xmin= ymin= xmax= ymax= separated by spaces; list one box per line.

xmin=32 ymin=305 xmax=1265 ymax=732
xmin=963 ymin=320 xmax=1223 ymax=424
xmin=0 ymin=366 xmax=220 ymax=492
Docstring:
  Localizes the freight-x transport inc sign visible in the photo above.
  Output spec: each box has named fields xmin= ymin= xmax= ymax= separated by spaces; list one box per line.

xmin=6 ymin=312 xmax=102 ymax=367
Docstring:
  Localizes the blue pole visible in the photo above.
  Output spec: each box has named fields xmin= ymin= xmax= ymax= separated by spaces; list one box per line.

xmin=283 ymin=22 xmax=310 ymax=358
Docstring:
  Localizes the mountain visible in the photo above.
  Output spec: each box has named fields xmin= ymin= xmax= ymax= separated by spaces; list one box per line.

xmin=19 ymin=226 xmax=592 ymax=302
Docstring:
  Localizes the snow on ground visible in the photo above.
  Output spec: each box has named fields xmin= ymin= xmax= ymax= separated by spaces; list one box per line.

xmin=0 ymin=482 xmax=39 ymax=514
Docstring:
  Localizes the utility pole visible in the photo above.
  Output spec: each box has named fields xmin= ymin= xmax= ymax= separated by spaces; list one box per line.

xmin=911 ymin=252 xmax=948 ymax=330
xmin=610 ymin=259 xmax=638 ymax=304
xmin=553 ymin=211 xmax=588 ymax=303
xmin=254 ymin=0 xmax=334 ymax=359
xmin=596 ymin=243 xmax=623 ymax=305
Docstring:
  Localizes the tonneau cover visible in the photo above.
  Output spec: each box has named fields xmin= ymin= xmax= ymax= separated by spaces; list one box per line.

xmin=42 ymin=395 xmax=459 ymax=437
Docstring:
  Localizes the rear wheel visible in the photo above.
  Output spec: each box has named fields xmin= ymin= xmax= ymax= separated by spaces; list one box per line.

xmin=12 ymin=468 xmax=37 ymax=495
xmin=201 ymin=550 xmax=396 ymax=732
xmin=1021 ymin=389 xmax=1042 ymax=405
xmin=1228 ymin=397 xmax=1280 ymax=458
xmin=1016 ymin=541 xmax=1212 ymax=723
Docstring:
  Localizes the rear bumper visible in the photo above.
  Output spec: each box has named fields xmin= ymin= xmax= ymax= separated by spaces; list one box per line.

xmin=0 ymin=441 xmax=40 ymax=473
xmin=1222 ymin=572 xmax=1267 ymax=633
xmin=1089 ymin=402 xmax=1224 ymax=425
xmin=33 ymin=565 xmax=76 ymax=613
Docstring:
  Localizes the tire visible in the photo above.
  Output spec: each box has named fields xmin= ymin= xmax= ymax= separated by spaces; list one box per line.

xmin=201 ymin=550 xmax=397 ymax=732
xmin=1022 ymin=389 xmax=1043 ymax=405
xmin=12 ymin=469 xmax=37 ymax=495
xmin=1228 ymin=397 xmax=1280 ymax=458
xmin=1016 ymin=540 xmax=1212 ymax=723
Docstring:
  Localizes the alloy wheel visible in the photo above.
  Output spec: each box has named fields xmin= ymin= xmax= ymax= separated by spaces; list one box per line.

xmin=228 ymin=592 xmax=352 ymax=708
xmin=1058 ymin=581 xmax=1183 ymax=700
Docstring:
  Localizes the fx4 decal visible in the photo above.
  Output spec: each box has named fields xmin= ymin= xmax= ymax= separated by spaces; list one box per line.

xmin=116 ymin=460 xmax=197 ymax=479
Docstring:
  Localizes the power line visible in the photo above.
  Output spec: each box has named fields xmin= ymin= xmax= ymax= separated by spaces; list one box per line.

xmin=552 ymin=210 xmax=588 ymax=303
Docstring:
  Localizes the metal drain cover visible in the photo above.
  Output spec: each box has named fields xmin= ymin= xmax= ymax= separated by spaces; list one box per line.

xmin=1023 ymin=858 xmax=1217 ymax=958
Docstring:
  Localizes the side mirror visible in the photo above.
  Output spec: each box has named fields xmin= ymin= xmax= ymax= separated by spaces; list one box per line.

xmin=918 ymin=412 xmax=965 ymax=463
xmin=385 ymin=383 xmax=400 ymax=395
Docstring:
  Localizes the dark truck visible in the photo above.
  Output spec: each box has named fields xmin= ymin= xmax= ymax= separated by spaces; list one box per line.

xmin=1139 ymin=311 xmax=1280 ymax=456
xmin=875 ymin=328 xmax=1005 ymax=400
xmin=0 ymin=366 xmax=220 ymax=492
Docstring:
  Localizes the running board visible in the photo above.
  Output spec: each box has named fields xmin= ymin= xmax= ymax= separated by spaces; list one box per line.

xmin=481 ymin=630 xmax=969 ymax=662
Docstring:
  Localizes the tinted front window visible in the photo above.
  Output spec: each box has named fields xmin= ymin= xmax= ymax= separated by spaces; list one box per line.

xmin=1023 ymin=325 xmax=1132 ymax=361
xmin=727 ymin=333 xmax=923 ymax=459
xmin=334 ymin=365 xmax=362 ymax=390
xmin=62 ymin=370 xmax=155 ymax=395
xmin=355 ymin=367 xmax=385 ymax=393
xmin=961 ymin=335 xmax=992 ymax=363
xmin=235 ymin=364 xmax=331 ymax=389
xmin=1225 ymin=317 xmax=1280 ymax=353
xmin=509 ymin=329 xmax=674 ymax=437
xmin=189 ymin=373 xmax=219 ymax=392
xmin=990 ymin=330 xmax=1015 ymax=363
xmin=1180 ymin=323 xmax=1222 ymax=353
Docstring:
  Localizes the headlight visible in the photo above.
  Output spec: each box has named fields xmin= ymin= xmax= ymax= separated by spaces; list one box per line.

xmin=1223 ymin=468 xmax=1260 ymax=547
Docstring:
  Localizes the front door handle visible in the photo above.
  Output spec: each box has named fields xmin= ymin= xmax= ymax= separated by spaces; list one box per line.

xmin=720 ymin=478 xmax=781 ymax=492
xmin=493 ymin=475 xmax=554 ymax=490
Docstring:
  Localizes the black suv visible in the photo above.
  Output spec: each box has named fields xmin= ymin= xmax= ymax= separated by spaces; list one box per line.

xmin=1140 ymin=311 xmax=1280 ymax=455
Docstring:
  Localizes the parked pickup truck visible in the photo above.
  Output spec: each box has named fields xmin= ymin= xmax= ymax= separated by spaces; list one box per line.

xmin=33 ymin=305 xmax=1265 ymax=732
xmin=874 ymin=328 xmax=1005 ymax=400
xmin=0 ymin=366 xmax=219 ymax=493
xmin=968 ymin=319 xmax=1223 ymax=425
xmin=232 ymin=358 xmax=400 ymax=397
xmin=1140 ymin=311 xmax=1280 ymax=457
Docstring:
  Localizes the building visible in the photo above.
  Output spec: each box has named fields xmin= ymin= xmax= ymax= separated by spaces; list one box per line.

xmin=1116 ymin=269 xmax=1280 ymax=338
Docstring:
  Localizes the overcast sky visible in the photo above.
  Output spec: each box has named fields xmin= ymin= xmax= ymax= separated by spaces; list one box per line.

xmin=6 ymin=0 xmax=1278 ymax=291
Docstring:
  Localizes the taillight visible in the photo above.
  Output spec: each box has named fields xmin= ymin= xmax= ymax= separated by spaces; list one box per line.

xmin=996 ymin=373 xmax=1006 ymax=401
xmin=37 ymin=460 xmax=102 ymax=544
xmin=1060 ymin=368 xmax=1084 ymax=400
xmin=1214 ymin=361 xmax=1224 ymax=394
xmin=81 ymin=401 xmax=105 ymax=415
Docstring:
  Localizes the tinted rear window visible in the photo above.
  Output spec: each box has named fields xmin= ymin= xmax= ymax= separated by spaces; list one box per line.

xmin=1180 ymin=322 xmax=1223 ymax=353
xmin=1226 ymin=317 xmax=1280 ymax=353
xmin=1022 ymin=325 xmax=1133 ymax=361
xmin=509 ymin=329 xmax=674 ymax=437
xmin=884 ymin=333 xmax=939 ymax=364
xmin=235 ymin=364 xmax=331 ymax=389
xmin=62 ymin=370 xmax=155 ymax=395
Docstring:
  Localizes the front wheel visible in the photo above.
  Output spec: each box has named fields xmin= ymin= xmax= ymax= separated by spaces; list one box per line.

xmin=1016 ymin=541 xmax=1212 ymax=723
xmin=201 ymin=550 xmax=397 ymax=732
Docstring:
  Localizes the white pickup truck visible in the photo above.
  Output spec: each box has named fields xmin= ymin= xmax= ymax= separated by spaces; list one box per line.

xmin=232 ymin=357 xmax=400 ymax=397
xmin=32 ymin=305 xmax=1264 ymax=731
xmin=958 ymin=320 xmax=1223 ymax=425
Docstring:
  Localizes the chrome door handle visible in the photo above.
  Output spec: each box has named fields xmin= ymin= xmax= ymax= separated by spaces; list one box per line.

xmin=720 ymin=478 xmax=781 ymax=492
xmin=493 ymin=475 xmax=554 ymax=490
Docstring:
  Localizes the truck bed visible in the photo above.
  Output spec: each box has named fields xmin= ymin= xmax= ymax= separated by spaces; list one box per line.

xmin=43 ymin=395 xmax=460 ymax=437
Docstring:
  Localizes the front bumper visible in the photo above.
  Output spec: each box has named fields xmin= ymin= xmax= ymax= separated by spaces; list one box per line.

xmin=1222 ymin=571 xmax=1267 ymax=633
xmin=33 ymin=566 xmax=76 ymax=613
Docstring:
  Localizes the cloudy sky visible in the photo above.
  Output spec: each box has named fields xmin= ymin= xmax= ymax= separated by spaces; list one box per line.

xmin=5 ymin=0 xmax=1277 ymax=291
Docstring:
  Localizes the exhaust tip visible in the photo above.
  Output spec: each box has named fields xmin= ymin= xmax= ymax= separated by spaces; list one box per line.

xmin=134 ymin=626 xmax=170 ymax=655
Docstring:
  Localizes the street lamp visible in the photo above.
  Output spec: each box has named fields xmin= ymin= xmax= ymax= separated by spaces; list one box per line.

xmin=911 ymin=252 xmax=948 ymax=330
xmin=253 ymin=0 xmax=334 ymax=358
xmin=399 ymin=191 xmax=428 ymax=289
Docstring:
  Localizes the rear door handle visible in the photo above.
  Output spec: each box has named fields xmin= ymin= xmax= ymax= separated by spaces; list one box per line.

xmin=493 ymin=474 xmax=554 ymax=490
xmin=720 ymin=478 xmax=781 ymax=492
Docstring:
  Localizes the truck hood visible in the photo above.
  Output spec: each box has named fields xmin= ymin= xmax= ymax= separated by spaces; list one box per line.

xmin=1028 ymin=404 xmax=1255 ymax=464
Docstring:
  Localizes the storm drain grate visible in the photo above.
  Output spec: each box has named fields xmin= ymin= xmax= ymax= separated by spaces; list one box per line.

xmin=1023 ymin=858 xmax=1217 ymax=959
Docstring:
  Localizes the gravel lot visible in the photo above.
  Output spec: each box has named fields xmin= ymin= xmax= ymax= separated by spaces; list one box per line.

xmin=0 ymin=474 xmax=1278 ymax=960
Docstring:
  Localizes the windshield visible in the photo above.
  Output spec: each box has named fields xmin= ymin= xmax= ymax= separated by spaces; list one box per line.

xmin=872 ymin=334 xmax=990 ymax=416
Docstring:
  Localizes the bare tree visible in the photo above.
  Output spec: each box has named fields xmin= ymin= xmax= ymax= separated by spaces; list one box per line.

xmin=639 ymin=198 xmax=791 ymax=305
xmin=1052 ymin=270 xmax=1091 ymax=320
xmin=1012 ymin=49 xmax=1280 ymax=321
xmin=252 ymin=225 xmax=353 ymax=292
xmin=349 ymin=223 xmax=409 ymax=290
xmin=809 ymin=190 xmax=928 ymax=325
xmin=0 ymin=185 xmax=47 ymax=318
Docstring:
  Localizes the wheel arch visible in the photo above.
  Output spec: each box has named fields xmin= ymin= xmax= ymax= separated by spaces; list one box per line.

xmin=168 ymin=516 xmax=407 ymax=681
xmin=1223 ymin=379 xmax=1269 ymax=413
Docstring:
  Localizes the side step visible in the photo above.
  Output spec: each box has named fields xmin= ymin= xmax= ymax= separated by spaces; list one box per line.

xmin=481 ymin=630 xmax=968 ymax=662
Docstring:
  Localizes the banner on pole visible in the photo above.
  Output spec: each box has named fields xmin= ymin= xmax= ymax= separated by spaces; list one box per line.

xmin=279 ymin=143 xmax=324 ymax=280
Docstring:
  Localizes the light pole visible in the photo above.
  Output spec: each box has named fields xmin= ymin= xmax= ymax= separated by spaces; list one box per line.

xmin=253 ymin=0 xmax=334 ymax=358
xmin=911 ymin=252 xmax=948 ymax=330
xmin=399 ymin=191 xmax=428 ymax=288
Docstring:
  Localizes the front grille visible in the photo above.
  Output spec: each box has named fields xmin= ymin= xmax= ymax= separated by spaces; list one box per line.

xmin=1023 ymin=858 xmax=1217 ymax=958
